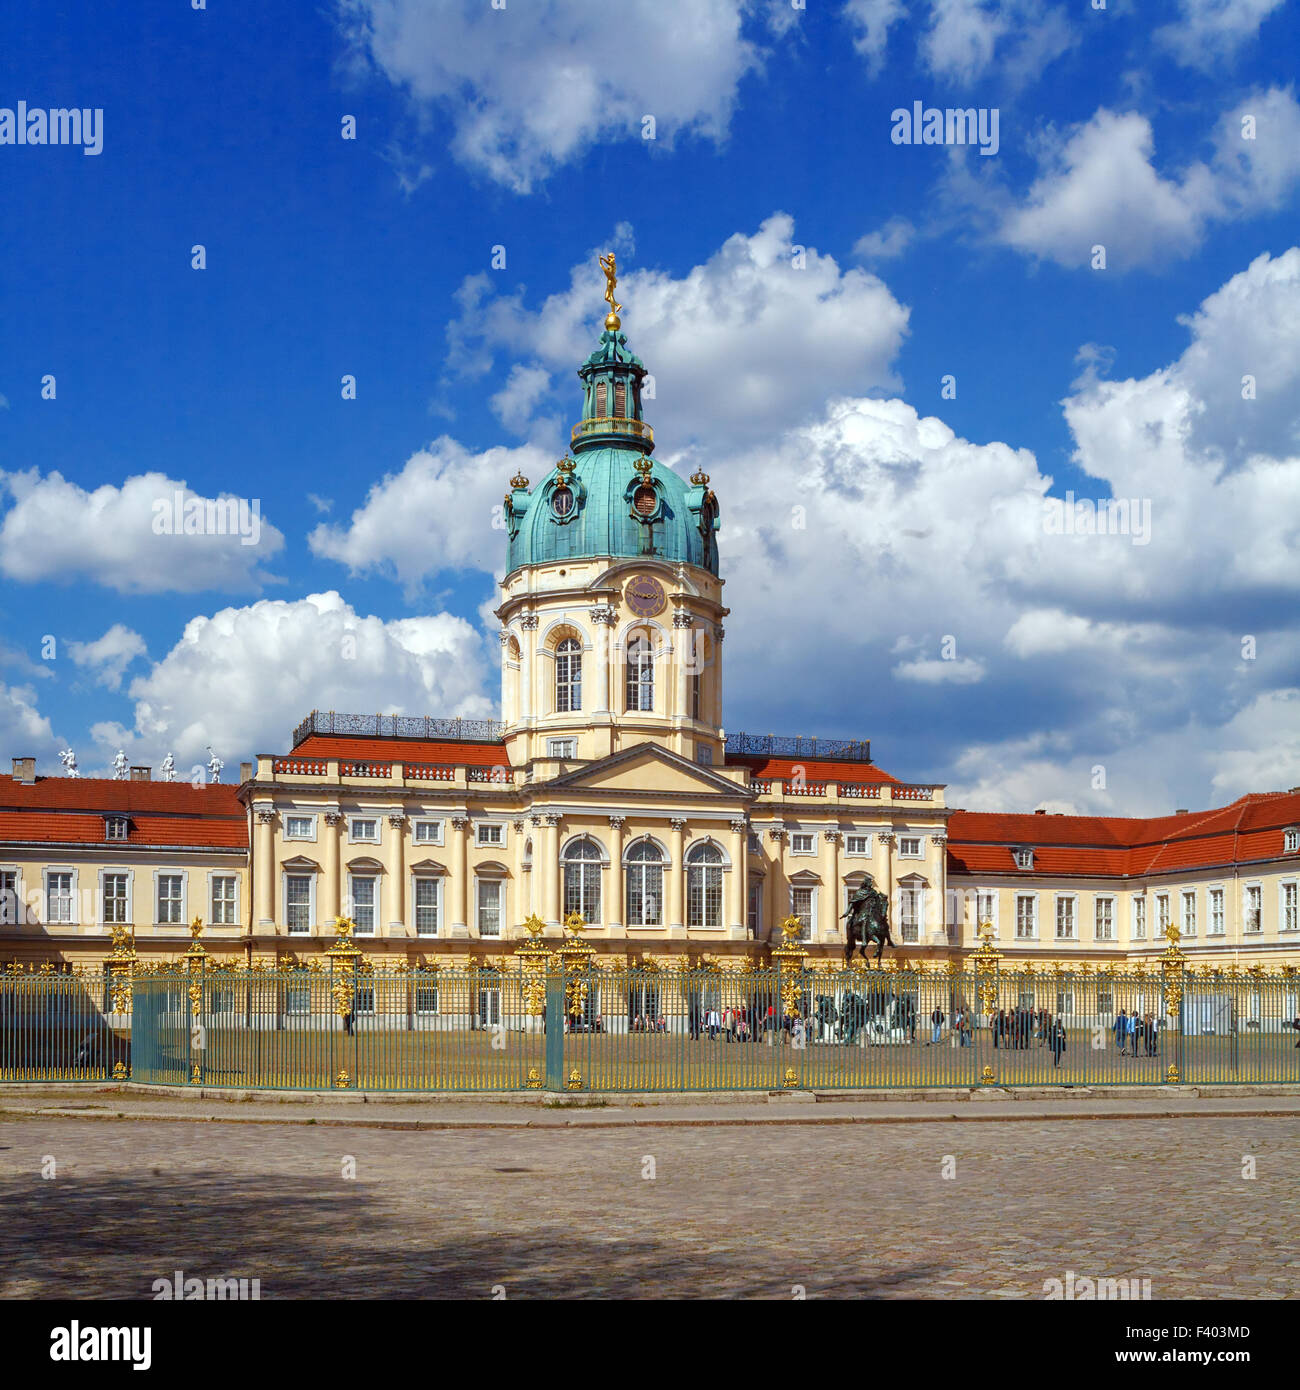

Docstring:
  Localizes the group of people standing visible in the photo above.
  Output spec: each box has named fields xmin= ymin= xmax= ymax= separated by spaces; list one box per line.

xmin=1112 ymin=1009 xmax=1162 ymax=1056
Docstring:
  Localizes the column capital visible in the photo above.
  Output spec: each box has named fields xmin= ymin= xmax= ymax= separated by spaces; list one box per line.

xmin=878 ymin=831 xmax=896 ymax=846
xmin=767 ymin=827 xmax=787 ymax=843
xmin=255 ymin=808 xmax=276 ymax=825
xmin=728 ymin=818 xmax=749 ymax=836
xmin=511 ymin=819 xmax=527 ymax=834
xmin=930 ymin=835 xmax=948 ymax=848
xmin=451 ymin=815 xmax=471 ymax=831
xmin=824 ymin=829 xmax=843 ymax=844
xmin=323 ymin=809 xmax=343 ymax=826
xmin=669 ymin=817 xmax=688 ymax=832
xmin=608 ymin=815 xmax=628 ymax=830
xmin=386 ymin=812 xmax=406 ymax=829
xmin=499 ymin=628 xmax=513 ymax=647
xmin=671 ymin=610 xmax=695 ymax=629
xmin=589 ymin=605 xmax=618 ymax=626
xmin=520 ymin=613 xmax=540 ymax=631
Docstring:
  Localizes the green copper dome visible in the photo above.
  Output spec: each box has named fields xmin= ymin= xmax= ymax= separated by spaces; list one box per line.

xmin=504 ymin=324 xmax=720 ymax=576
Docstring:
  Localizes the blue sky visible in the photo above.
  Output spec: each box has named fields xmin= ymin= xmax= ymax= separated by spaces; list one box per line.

xmin=1 ymin=0 xmax=1298 ymax=814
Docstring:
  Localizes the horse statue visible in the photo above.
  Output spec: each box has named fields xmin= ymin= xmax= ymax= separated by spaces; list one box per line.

xmin=842 ymin=874 xmax=895 ymax=966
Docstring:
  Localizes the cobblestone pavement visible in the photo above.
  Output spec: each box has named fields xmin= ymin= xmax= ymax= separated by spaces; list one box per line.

xmin=2 ymin=1114 xmax=1297 ymax=1299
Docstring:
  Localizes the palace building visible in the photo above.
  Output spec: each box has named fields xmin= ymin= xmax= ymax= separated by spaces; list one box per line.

xmin=2 ymin=283 xmax=1299 ymax=971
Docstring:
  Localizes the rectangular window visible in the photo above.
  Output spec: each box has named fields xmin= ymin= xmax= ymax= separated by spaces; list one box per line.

xmin=899 ymin=836 xmax=921 ymax=857
xmin=105 ymin=816 xmax=128 ymax=841
xmin=1095 ymin=897 xmax=1114 ymax=941
xmin=1181 ymin=889 xmax=1197 ymax=937
xmin=47 ymin=873 xmax=74 ymax=923
xmin=1283 ymin=883 xmax=1298 ymax=933
xmin=350 ymin=818 xmax=378 ymax=843
xmin=1132 ymin=895 xmax=1146 ymax=940
xmin=1209 ymin=887 xmax=1225 ymax=936
xmin=547 ymin=737 xmax=577 ymax=759
xmin=1286 ymin=829 xmax=1299 ymax=853
xmin=414 ymin=878 xmax=440 ymax=936
xmin=414 ymin=984 xmax=439 ymax=1015
xmin=477 ymin=879 xmax=502 ymax=937
xmin=413 ymin=820 xmax=443 ymax=845
xmin=899 ymin=887 xmax=920 ymax=943
xmin=350 ymin=877 xmax=376 ymax=935
xmin=286 ymin=875 xmax=312 ymax=934
xmin=790 ymin=885 xmax=814 ymax=942
xmin=1156 ymin=893 xmax=1170 ymax=936
xmin=1014 ymin=848 xmax=1034 ymax=870
xmin=1055 ymin=896 xmax=1075 ymax=940
xmin=476 ymin=822 xmax=504 ymax=847
xmin=157 ymin=874 xmax=184 ymax=925
xmin=1016 ymin=894 xmax=1036 ymax=939
xmin=791 ymin=833 xmax=815 ymax=855
xmin=285 ymin=815 xmax=315 ymax=839
xmin=746 ymin=879 xmax=762 ymax=936
xmin=977 ymin=891 xmax=996 ymax=932
xmin=211 ymin=876 xmax=237 ymax=925
xmin=103 ymin=873 xmax=129 ymax=925
xmin=0 ymin=870 xmax=16 ymax=925
xmin=845 ymin=835 xmax=871 ymax=855
xmin=1245 ymin=884 xmax=1261 ymax=932
xmin=695 ymin=743 xmax=713 ymax=766
xmin=285 ymin=987 xmax=310 ymax=1016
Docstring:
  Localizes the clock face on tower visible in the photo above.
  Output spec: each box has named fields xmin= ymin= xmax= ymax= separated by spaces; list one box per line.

xmin=626 ymin=574 xmax=667 ymax=618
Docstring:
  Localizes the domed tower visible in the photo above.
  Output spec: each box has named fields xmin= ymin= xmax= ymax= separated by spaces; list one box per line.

xmin=496 ymin=254 xmax=726 ymax=769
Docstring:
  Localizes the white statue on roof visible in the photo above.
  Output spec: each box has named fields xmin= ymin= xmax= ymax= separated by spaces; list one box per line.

xmin=112 ymin=750 xmax=128 ymax=780
xmin=59 ymin=749 xmax=80 ymax=778
xmin=206 ymin=747 xmax=224 ymax=784
xmin=160 ymin=753 xmax=175 ymax=782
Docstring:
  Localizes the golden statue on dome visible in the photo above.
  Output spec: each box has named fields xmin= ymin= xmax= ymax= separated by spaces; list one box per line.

xmin=598 ymin=251 xmax=622 ymax=330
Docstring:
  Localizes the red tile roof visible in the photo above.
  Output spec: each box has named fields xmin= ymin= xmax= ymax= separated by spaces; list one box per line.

xmin=729 ymin=755 xmax=899 ymax=785
xmin=948 ymin=791 xmax=1300 ymax=879
xmin=0 ymin=776 xmax=247 ymax=849
xmin=288 ymin=734 xmax=509 ymax=768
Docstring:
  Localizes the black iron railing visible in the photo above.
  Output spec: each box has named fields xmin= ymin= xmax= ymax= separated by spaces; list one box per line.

xmin=292 ymin=711 xmax=506 ymax=749
xmin=725 ymin=733 xmax=871 ymax=763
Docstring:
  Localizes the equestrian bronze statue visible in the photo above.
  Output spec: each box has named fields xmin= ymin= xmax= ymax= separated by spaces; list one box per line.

xmin=843 ymin=875 xmax=895 ymax=966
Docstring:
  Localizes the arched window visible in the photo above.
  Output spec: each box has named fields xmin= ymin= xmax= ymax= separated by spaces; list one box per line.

xmin=595 ymin=381 xmax=607 ymax=416
xmin=686 ymin=842 xmax=724 ymax=929
xmin=625 ymin=840 xmax=664 ymax=928
xmin=626 ymin=632 xmax=654 ymax=712
xmin=555 ymin=636 xmax=582 ymax=712
xmin=562 ymin=837 xmax=602 ymax=924
xmin=614 ymin=380 xmax=626 ymax=416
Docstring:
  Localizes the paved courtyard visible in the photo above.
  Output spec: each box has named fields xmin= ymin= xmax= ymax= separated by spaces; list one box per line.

xmin=2 ymin=1110 xmax=1298 ymax=1299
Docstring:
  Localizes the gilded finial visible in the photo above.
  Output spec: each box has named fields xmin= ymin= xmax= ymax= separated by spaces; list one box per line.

xmin=633 ymin=455 xmax=653 ymax=481
xmin=690 ymin=466 xmax=710 ymax=487
xmin=510 ymin=470 xmax=529 ymax=490
xmin=555 ymin=456 xmax=576 ymax=480
xmin=598 ymin=251 xmax=622 ymax=331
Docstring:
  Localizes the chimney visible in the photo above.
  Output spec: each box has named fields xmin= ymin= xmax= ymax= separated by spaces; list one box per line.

xmin=239 ymin=761 xmax=253 ymax=784
xmin=129 ymin=766 xmax=151 ymax=782
xmin=1175 ymin=808 xmax=1188 ymax=815
xmin=1034 ymin=808 xmax=1047 ymax=815
xmin=11 ymin=756 xmax=35 ymax=784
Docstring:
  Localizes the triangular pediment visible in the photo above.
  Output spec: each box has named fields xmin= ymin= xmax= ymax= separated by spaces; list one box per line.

xmin=540 ymin=742 xmax=751 ymax=802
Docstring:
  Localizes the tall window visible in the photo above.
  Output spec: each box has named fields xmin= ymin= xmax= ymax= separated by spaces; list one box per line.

xmin=0 ymin=871 xmax=16 ymax=925
xmin=691 ymin=670 xmax=702 ymax=721
xmin=563 ymin=838 xmax=603 ymax=924
xmin=625 ymin=840 xmax=663 ymax=928
xmin=626 ymin=633 xmax=654 ymax=712
xmin=157 ymin=874 xmax=183 ymax=925
xmin=477 ymin=880 xmax=502 ymax=937
xmin=687 ymin=842 xmax=724 ymax=928
xmin=1209 ymin=888 xmax=1225 ymax=936
xmin=1156 ymin=893 xmax=1170 ymax=936
xmin=1283 ymin=883 xmax=1298 ymax=933
xmin=1132 ymin=895 xmax=1146 ymax=939
xmin=1095 ymin=897 xmax=1114 ymax=941
xmin=614 ymin=380 xmax=626 ymax=416
xmin=285 ymin=875 xmax=311 ymax=934
xmin=349 ymin=876 xmax=376 ymax=935
xmin=595 ymin=381 xmax=607 ymax=416
xmin=1015 ymin=894 xmax=1036 ymax=939
xmin=1245 ymin=884 xmax=1261 ymax=932
xmin=747 ymin=879 xmax=762 ymax=937
xmin=555 ymin=636 xmax=582 ymax=712
xmin=790 ymin=885 xmax=815 ymax=942
xmin=977 ymin=891 xmax=996 ymax=931
xmin=103 ymin=873 xmax=129 ymax=925
xmin=899 ymin=886 xmax=919 ymax=943
xmin=211 ymin=876 xmax=236 ymax=925
xmin=1055 ymin=896 xmax=1075 ymax=940
xmin=415 ymin=879 xmax=440 ymax=936
xmin=1181 ymin=889 xmax=1197 ymax=937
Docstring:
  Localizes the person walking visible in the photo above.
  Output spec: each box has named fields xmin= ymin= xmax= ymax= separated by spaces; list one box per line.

xmin=1124 ymin=1009 xmax=1138 ymax=1057
xmin=1113 ymin=1009 xmax=1126 ymax=1055
xmin=928 ymin=1005 xmax=945 ymax=1045
xmin=706 ymin=1006 xmax=720 ymax=1041
xmin=1051 ymin=1014 xmax=1067 ymax=1069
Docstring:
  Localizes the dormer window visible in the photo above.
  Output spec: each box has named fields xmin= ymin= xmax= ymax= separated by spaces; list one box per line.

xmin=104 ymin=816 xmax=129 ymax=842
xmin=1286 ymin=828 xmax=1299 ymax=854
xmin=1014 ymin=848 xmax=1035 ymax=870
xmin=633 ymin=483 xmax=656 ymax=518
